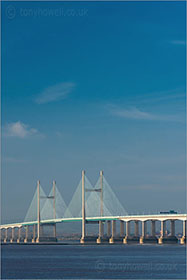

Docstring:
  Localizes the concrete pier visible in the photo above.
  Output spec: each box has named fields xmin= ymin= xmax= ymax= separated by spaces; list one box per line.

xmin=3 ymin=228 xmax=8 ymax=243
xmin=24 ymin=226 xmax=29 ymax=243
xmin=123 ymin=221 xmax=130 ymax=244
xmin=158 ymin=220 xmax=166 ymax=244
xmin=139 ymin=221 xmax=147 ymax=244
xmin=10 ymin=228 xmax=15 ymax=243
xmin=100 ymin=221 xmax=104 ymax=238
xmin=180 ymin=220 xmax=186 ymax=244
xmin=32 ymin=224 xmax=36 ymax=243
xmin=96 ymin=222 xmax=104 ymax=243
xmin=109 ymin=220 xmax=116 ymax=243
xmin=1 ymin=229 xmax=4 ymax=242
xmin=17 ymin=227 xmax=22 ymax=243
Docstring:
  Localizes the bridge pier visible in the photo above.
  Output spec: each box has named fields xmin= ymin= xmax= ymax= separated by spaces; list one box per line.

xmin=10 ymin=227 xmax=15 ymax=243
xmin=24 ymin=226 xmax=29 ymax=243
xmin=17 ymin=227 xmax=22 ymax=243
xmin=1 ymin=229 xmax=4 ymax=242
xmin=32 ymin=224 xmax=36 ymax=243
xmin=96 ymin=221 xmax=104 ymax=243
xmin=123 ymin=221 xmax=130 ymax=244
xmin=3 ymin=228 xmax=8 ymax=243
xmin=180 ymin=220 xmax=186 ymax=244
xmin=158 ymin=220 xmax=166 ymax=244
xmin=53 ymin=224 xmax=57 ymax=239
xmin=109 ymin=220 xmax=116 ymax=243
xmin=139 ymin=221 xmax=147 ymax=244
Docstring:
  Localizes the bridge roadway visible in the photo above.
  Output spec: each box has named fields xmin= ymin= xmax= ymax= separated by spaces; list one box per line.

xmin=1 ymin=213 xmax=186 ymax=229
xmin=1 ymin=214 xmax=186 ymax=244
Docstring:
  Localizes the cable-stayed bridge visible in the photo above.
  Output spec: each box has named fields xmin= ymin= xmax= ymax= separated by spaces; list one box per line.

xmin=1 ymin=171 xmax=186 ymax=245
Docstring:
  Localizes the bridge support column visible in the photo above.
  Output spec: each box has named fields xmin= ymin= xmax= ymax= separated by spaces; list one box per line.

xmin=158 ymin=220 xmax=166 ymax=244
xmin=139 ymin=221 xmax=147 ymax=244
xmin=1 ymin=229 xmax=3 ymax=241
xmin=109 ymin=220 xmax=116 ymax=243
xmin=180 ymin=220 xmax=186 ymax=244
xmin=120 ymin=221 xmax=124 ymax=237
xmin=97 ymin=221 xmax=104 ymax=243
xmin=10 ymin=228 xmax=15 ymax=243
xmin=4 ymin=228 xmax=8 ymax=243
xmin=32 ymin=224 xmax=36 ymax=243
xmin=17 ymin=227 xmax=22 ymax=243
xmin=53 ymin=224 xmax=57 ymax=239
xmin=134 ymin=221 xmax=139 ymax=237
xmin=107 ymin=221 xmax=111 ymax=237
xmin=24 ymin=226 xmax=29 ymax=243
xmin=123 ymin=221 xmax=130 ymax=244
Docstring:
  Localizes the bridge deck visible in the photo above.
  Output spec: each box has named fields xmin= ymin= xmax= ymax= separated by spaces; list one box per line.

xmin=1 ymin=214 xmax=186 ymax=229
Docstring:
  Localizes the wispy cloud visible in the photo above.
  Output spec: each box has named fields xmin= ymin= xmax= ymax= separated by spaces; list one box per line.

xmin=35 ymin=82 xmax=75 ymax=104
xmin=2 ymin=157 xmax=27 ymax=163
xmin=139 ymin=89 xmax=185 ymax=105
xmin=109 ymin=106 xmax=183 ymax=122
xmin=170 ymin=40 xmax=186 ymax=46
xmin=3 ymin=121 xmax=41 ymax=139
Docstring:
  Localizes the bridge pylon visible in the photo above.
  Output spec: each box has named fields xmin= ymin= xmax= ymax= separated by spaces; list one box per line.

xmin=80 ymin=170 xmax=86 ymax=243
xmin=35 ymin=180 xmax=57 ymax=243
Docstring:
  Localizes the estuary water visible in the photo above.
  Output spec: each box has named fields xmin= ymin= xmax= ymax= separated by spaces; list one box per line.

xmin=1 ymin=244 xmax=186 ymax=279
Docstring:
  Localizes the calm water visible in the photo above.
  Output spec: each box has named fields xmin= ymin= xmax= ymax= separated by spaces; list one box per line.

xmin=1 ymin=244 xmax=186 ymax=279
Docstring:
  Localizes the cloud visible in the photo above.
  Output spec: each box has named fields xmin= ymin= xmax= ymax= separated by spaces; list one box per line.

xmin=113 ymin=107 xmax=151 ymax=120
xmin=2 ymin=157 xmax=27 ymax=163
xmin=170 ymin=40 xmax=186 ymax=46
xmin=3 ymin=121 xmax=40 ymax=138
xmin=109 ymin=106 xmax=183 ymax=122
xmin=139 ymin=89 xmax=185 ymax=105
xmin=35 ymin=82 xmax=75 ymax=104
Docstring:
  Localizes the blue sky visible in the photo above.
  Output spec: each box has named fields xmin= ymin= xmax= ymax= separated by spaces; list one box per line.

xmin=1 ymin=1 xmax=186 ymax=223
